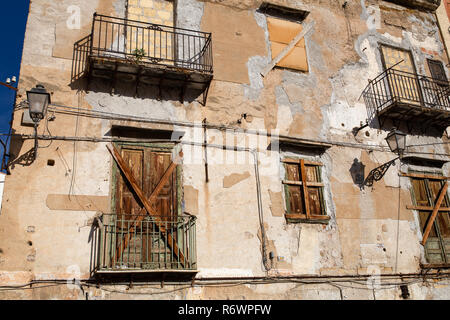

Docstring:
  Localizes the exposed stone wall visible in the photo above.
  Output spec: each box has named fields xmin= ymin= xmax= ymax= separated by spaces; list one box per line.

xmin=127 ymin=0 xmax=174 ymax=26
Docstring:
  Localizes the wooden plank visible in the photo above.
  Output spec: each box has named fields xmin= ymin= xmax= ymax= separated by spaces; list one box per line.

xmin=282 ymin=180 xmax=324 ymax=187
xmin=106 ymin=144 xmax=187 ymax=267
xmin=300 ymin=159 xmax=311 ymax=219
xmin=285 ymin=214 xmax=330 ymax=221
xmin=422 ymin=181 xmax=448 ymax=246
xmin=281 ymin=158 xmax=323 ymax=166
xmin=261 ymin=22 xmax=314 ymax=77
xmin=406 ymin=205 xmax=450 ymax=212
xmin=400 ymin=172 xmax=448 ymax=180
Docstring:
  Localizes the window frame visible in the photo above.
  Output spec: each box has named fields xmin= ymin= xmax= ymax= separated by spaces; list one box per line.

xmin=282 ymin=158 xmax=329 ymax=224
xmin=409 ymin=173 xmax=450 ymax=265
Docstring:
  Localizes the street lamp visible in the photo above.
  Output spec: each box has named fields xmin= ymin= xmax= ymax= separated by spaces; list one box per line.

xmin=26 ymin=84 xmax=50 ymax=159
xmin=385 ymin=128 xmax=406 ymax=156
xmin=363 ymin=128 xmax=406 ymax=187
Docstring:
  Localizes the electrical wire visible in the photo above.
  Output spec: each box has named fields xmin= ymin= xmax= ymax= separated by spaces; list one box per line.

xmin=1 ymin=272 xmax=449 ymax=294
xmin=6 ymin=101 xmax=450 ymax=156
xmin=44 ymin=103 xmax=391 ymax=152
xmin=68 ymin=93 xmax=82 ymax=199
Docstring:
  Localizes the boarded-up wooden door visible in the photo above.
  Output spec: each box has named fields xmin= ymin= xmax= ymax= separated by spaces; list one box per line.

xmin=381 ymin=45 xmax=421 ymax=106
xmin=411 ymin=177 xmax=450 ymax=264
xmin=113 ymin=144 xmax=178 ymax=268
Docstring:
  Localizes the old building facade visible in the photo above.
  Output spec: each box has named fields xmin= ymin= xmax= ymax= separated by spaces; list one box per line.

xmin=0 ymin=0 xmax=450 ymax=299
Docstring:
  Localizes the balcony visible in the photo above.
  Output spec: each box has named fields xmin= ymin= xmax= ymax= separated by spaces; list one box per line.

xmin=362 ymin=68 xmax=450 ymax=132
xmin=92 ymin=214 xmax=197 ymax=281
xmin=72 ymin=14 xmax=213 ymax=103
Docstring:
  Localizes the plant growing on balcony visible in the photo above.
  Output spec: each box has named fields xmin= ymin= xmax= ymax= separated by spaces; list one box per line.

xmin=131 ymin=48 xmax=146 ymax=64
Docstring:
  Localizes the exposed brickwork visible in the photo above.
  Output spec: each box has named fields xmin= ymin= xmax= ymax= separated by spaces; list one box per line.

xmin=127 ymin=0 xmax=173 ymax=26
xmin=126 ymin=0 xmax=174 ymax=62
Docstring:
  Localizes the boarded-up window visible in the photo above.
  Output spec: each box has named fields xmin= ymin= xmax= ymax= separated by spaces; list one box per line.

xmin=410 ymin=176 xmax=450 ymax=264
xmin=381 ymin=45 xmax=416 ymax=73
xmin=282 ymin=158 xmax=327 ymax=222
xmin=380 ymin=45 xmax=421 ymax=105
xmin=267 ymin=17 xmax=308 ymax=72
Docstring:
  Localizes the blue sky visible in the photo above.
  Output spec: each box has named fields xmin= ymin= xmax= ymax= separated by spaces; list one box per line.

xmin=0 ymin=1 xmax=30 ymax=170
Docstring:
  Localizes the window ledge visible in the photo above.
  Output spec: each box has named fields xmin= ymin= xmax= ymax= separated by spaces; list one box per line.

xmin=285 ymin=214 xmax=330 ymax=225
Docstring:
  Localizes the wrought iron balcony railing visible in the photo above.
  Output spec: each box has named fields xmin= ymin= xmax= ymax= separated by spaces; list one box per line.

xmin=362 ymin=68 xmax=450 ymax=128
xmin=72 ymin=13 xmax=213 ymax=82
xmin=94 ymin=214 xmax=197 ymax=272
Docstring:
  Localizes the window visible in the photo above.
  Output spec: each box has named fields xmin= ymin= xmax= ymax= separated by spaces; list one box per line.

xmin=259 ymin=3 xmax=309 ymax=72
xmin=410 ymin=175 xmax=450 ymax=264
xmin=427 ymin=59 xmax=448 ymax=84
xmin=282 ymin=158 xmax=328 ymax=223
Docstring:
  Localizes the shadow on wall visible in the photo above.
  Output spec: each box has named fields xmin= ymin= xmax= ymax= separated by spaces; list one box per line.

xmin=6 ymin=131 xmax=36 ymax=170
xmin=349 ymin=158 xmax=365 ymax=190
xmin=70 ymin=76 xmax=206 ymax=104
xmin=365 ymin=107 xmax=447 ymax=138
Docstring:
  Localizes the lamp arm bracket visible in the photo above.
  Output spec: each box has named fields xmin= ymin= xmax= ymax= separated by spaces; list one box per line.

xmin=363 ymin=156 xmax=400 ymax=187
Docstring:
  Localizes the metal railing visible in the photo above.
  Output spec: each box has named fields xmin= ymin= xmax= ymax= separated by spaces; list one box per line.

xmin=362 ymin=68 xmax=450 ymax=121
xmin=95 ymin=214 xmax=197 ymax=272
xmin=72 ymin=13 xmax=213 ymax=81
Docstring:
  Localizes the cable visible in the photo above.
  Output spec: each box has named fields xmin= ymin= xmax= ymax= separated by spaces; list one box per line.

xmin=69 ymin=92 xmax=82 ymax=199
xmin=44 ymin=102 xmax=390 ymax=152
xmin=7 ymin=101 xmax=450 ymax=156
xmin=1 ymin=272 xmax=449 ymax=294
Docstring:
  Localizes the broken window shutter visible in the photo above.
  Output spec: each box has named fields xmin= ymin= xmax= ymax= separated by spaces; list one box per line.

xmin=267 ymin=17 xmax=308 ymax=72
xmin=411 ymin=178 xmax=438 ymax=237
xmin=305 ymin=165 xmax=324 ymax=216
xmin=285 ymin=163 xmax=304 ymax=214
xmin=307 ymin=188 xmax=322 ymax=216
xmin=412 ymin=178 xmax=430 ymax=207
xmin=410 ymin=176 xmax=449 ymax=263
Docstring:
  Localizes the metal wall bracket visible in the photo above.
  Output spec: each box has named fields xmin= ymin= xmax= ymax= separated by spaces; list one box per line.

xmin=363 ymin=156 xmax=399 ymax=187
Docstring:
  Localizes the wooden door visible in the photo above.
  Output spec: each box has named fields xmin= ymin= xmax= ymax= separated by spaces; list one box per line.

xmin=142 ymin=150 xmax=178 ymax=268
xmin=116 ymin=147 xmax=145 ymax=223
xmin=113 ymin=144 xmax=178 ymax=268
xmin=381 ymin=45 xmax=421 ymax=106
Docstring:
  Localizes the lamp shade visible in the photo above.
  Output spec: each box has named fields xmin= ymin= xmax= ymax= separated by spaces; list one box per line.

xmin=27 ymin=84 xmax=50 ymax=122
xmin=385 ymin=128 xmax=406 ymax=155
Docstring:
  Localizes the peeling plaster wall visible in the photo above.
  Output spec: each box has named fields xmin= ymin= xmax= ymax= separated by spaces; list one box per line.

xmin=1 ymin=0 xmax=450 ymax=299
